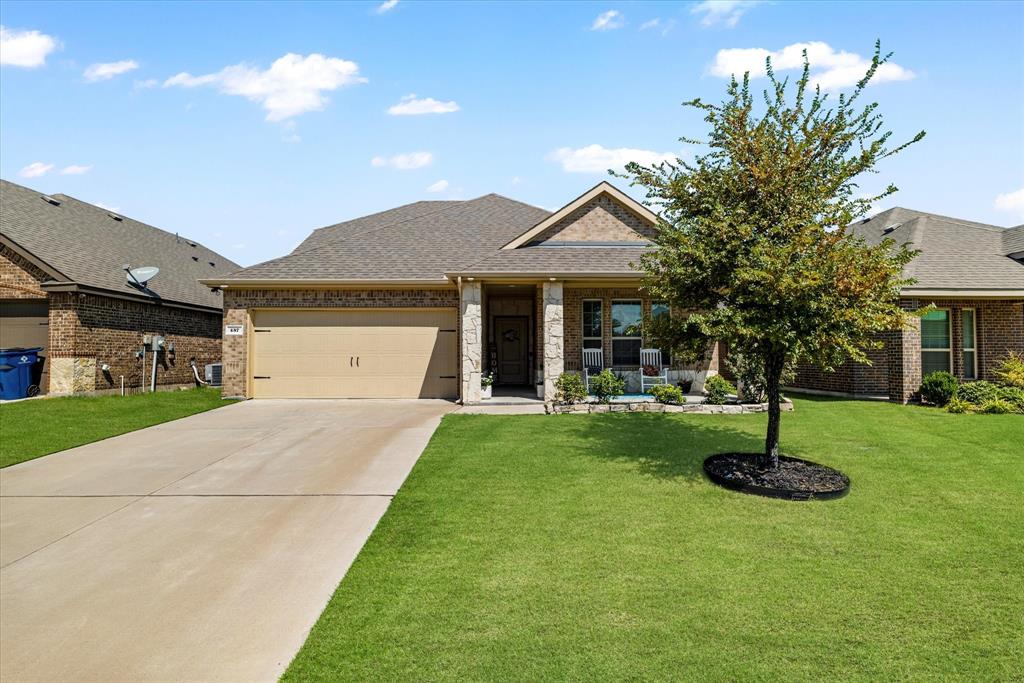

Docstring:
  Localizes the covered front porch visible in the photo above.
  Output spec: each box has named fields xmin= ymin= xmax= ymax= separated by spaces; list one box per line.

xmin=458 ymin=279 xmax=719 ymax=404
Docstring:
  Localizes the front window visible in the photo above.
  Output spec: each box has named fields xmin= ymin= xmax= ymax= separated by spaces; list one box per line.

xmin=921 ymin=309 xmax=951 ymax=375
xmin=612 ymin=300 xmax=642 ymax=366
xmin=962 ymin=309 xmax=977 ymax=380
xmin=582 ymin=300 xmax=602 ymax=350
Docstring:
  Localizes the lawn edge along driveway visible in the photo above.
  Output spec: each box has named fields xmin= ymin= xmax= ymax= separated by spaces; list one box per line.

xmin=0 ymin=388 xmax=229 ymax=468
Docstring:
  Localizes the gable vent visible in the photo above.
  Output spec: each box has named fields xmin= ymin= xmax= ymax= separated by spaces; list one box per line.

xmin=40 ymin=195 xmax=61 ymax=206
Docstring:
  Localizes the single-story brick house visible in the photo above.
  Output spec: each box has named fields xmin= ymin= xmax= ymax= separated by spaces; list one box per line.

xmin=201 ymin=183 xmax=1022 ymax=404
xmin=0 ymin=179 xmax=239 ymax=395
xmin=202 ymin=182 xmax=720 ymax=402
xmin=789 ymin=208 xmax=1024 ymax=402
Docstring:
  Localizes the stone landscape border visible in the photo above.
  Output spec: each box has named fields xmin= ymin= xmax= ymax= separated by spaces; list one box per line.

xmin=545 ymin=399 xmax=794 ymax=415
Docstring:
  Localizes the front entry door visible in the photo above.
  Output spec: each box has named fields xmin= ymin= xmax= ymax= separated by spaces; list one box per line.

xmin=495 ymin=316 xmax=529 ymax=385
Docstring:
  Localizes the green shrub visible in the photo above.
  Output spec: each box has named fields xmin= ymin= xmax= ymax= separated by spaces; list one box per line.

xmin=955 ymin=381 xmax=1000 ymax=406
xmin=554 ymin=372 xmax=587 ymax=404
xmin=650 ymin=383 xmax=684 ymax=405
xmin=589 ymin=369 xmax=626 ymax=404
xmin=993 ymin=350 xmax=1024 ymax=388
xmin=996 ymin=385 xmax=1024 ymax=414
xmin=980 ymin=398 xmax=1014 ymax=414
xmin=725 ymin=351 xmax=795 ymax=403
xmin=703 ymin=374 xmax=735 ymax=405
xmin=944 ymin=397 xmax=976 ymax=414
xmin=919 ymin=371 xmax=957 ymax=406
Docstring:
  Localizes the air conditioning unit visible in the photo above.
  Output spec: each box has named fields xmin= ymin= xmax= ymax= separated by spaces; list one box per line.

xmin=205 ymin=363 xmax=223 ymax=387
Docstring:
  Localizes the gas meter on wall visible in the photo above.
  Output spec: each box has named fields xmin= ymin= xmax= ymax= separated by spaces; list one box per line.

xmin=150 ymin=336 xmax=166 ymax=351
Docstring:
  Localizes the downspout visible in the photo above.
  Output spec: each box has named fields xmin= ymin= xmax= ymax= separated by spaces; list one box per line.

xmin=150 ymin=344 xmax=159 ymax=392
xmin=189 ymin=358 xmax=209 ymax=386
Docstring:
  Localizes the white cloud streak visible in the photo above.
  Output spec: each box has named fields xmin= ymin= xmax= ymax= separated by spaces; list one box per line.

xmin=709 ymin=41 xmax=915 ymax=90
xmin=0 ymin=25 xmax=58 ymax=67
xmin=18 ymin=162 xmax=53 ymax=178
xmin=371 ymin=152 xmax=433 ymax=170
xmin=639 ymin=18 xmax=660 ymax=30
xmin=387 ymin=94 xmax=460 ymax=115
xmin=590 ymin=10 xmax=624 ymax=31
xmin=995 ymin=188 xmax=1024 ymax=220
xmin=84 ymin=59 xmax=139 ymax=82
xmin=691 ymin=1 xmax=762 ymax=28
xmin=60 ymin=164 xmax=92 ymax=175
xmin=427 ymin=179 xmax=449 ymax=192
xmin=163 ymin=53 xmax=366 ymax=121
xmin=376 ymin=0 xmax=399 ymax=13
xmin=548 ymin=144 xmax=675 ymax=173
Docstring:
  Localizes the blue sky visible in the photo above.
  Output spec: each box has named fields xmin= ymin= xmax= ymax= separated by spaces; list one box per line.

xmin=2 ymin=0 xmax=1022 ymax=266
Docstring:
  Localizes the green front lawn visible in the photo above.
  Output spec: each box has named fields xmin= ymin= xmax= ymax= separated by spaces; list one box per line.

xmin=286 ymin=397 xmax=1023 ymax=681
xmin=0 ymin=388 xmax=227 ymax=468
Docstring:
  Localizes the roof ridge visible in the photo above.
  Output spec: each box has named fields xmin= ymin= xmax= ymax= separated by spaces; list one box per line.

xmin=230 ymin=194 xmax=500 ymax=275
xmin=290 ymin=199 xmax=467 ymax=255
xmin=477 ymin=192 xmax=550 ymax=213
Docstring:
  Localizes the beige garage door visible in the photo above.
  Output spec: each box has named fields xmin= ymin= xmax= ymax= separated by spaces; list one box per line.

xmin=251 ymin=309 xmax=458 ymax=399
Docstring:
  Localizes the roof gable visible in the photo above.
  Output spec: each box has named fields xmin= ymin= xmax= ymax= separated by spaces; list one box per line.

xmin=502 ymin=182 xmax=659 ymax=249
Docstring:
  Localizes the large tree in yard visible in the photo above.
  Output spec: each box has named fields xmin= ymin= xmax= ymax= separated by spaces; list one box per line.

xmin=624 ymin=43 xmax=924 ymax=470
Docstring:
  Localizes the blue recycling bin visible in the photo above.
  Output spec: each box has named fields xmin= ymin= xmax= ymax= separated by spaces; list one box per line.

xmin=0 ymin=347 xmax=43 ymax=400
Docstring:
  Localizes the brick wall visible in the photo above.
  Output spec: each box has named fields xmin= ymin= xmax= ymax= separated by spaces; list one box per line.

xmin=791 ymin=297 xmax=1024 ymax=402
xmin=221 ymin=287 xmax=459 ymax=398
xmin=533 ymin=195 xmax=656 ymax=243
xmin=0 ymin=244 xmax=48 ymax=298
xmin=46 ymin=292 xmax=222 ymax=394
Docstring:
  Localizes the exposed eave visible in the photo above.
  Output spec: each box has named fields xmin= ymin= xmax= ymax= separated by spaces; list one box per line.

xmin=40 ymin=281 xmax=224 ymax=313
xmin=501 ymin=181 xmax=660 ymax=250
xmin=902 ymin=288 xmax=1024 ymax=299
xmin=199 ymin=278 xmax=455 ymax=289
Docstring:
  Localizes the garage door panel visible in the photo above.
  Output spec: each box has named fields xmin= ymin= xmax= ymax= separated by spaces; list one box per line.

xmin=251 ymin=309 xmax=457 ymax=399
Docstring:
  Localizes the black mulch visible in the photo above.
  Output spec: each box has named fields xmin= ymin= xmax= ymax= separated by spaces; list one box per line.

xmin=703 ymin=452 xmax=850 ymax=501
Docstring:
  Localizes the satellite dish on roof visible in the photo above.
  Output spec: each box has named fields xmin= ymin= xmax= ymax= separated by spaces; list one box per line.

xmin=126 ymin=265 xmax=160 ymax=288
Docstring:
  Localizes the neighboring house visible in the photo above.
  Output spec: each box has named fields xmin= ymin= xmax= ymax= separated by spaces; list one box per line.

xmin=0 ymin=179 xmax=239 ymax=395
xmin=203 ymin=182 xmax=721 ymax=402
xmin=790 ymin=208 xmax=1024 ymax=402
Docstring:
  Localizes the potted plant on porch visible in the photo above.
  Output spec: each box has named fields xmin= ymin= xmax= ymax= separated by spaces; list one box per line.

xmin=481 ymin=373 xmax=494 ymax=400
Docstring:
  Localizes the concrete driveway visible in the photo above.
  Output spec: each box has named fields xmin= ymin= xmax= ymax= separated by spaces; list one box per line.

xmin=0 ymin=399 xmax=453 ymax=682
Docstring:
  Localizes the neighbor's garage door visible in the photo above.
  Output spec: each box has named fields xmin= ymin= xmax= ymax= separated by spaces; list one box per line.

xmin=251 ymin=309 xmax=458 ymax=399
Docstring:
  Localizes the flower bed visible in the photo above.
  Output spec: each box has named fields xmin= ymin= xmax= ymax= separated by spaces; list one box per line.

xmin=545 ymin=398 xmax=794 ymax=415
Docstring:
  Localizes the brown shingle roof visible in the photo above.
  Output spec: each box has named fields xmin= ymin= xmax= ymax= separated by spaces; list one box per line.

xmin=1 ymin=179 xmax=239 ymax=310
xmin=850 ymin=207 xmax=1024 ymax=291
xmin=292 ymin=200 xmax=463 ymax=253
xmin=220 ymin=194 xmax=550 ymax=282
xmin=450 ymin=245 xmax=650 ymax=276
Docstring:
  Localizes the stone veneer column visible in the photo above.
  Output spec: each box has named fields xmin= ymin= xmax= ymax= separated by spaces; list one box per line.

xmin=542 ymin=281 xmax=564 ymax=402
xmin=461 ymin=281 xmax=483 ymax=403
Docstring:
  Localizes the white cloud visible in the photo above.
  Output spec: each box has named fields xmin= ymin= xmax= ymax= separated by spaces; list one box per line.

xmin=0 ymin=26 xmax=58 ymax=68
xmin=995 ymin=188 xmax=1024 ymax=220
xmin=691 ymin=0 xmax=762 ymax=28
xmin=163 ymin=52 xmax=367 ymax=121
xmin=84 ymin=59 xmax=139 ymax=82
xmin=639 ymin=18 xmax=660 ymax=30
xmin=18 ymin=162 xmax=53 ymax=178
xmin=709 ymin=41 xmax=915 ymax=90
xmin=371 ymin=152 xmax=433 ymax=170
xmin=60 ymin=164 xmax=92 ymax=175
xmin=376 ymin=0 xmax=399 ymax=13
xmin=590 ymin=10 xmax=624 ymax=31
xmin=548 ymin=144 xmax=675 ymax=173
xmin=134 ymin=78 xmax=158 ymax=89
xmin=387 ymin=93 xmax=460 ymax=115
xmin=426 ymin=179 xmax=449 ymax=192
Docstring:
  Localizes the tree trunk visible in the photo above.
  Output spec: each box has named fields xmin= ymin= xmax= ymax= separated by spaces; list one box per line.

xmin=760 ymin=352 xmax=785 ymax=470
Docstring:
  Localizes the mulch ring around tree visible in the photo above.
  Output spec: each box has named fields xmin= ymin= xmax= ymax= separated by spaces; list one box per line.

xmin=703 ymin=453 xmax=850 ymax=501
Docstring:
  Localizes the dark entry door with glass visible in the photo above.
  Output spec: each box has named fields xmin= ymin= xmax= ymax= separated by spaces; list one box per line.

xmin=495 ymin=316 xmax=529 ymax=384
